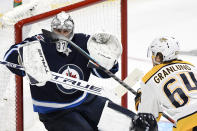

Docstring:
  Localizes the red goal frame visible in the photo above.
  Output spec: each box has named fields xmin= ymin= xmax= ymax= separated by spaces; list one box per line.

xmin=14 ymin=0 xmax=127 ymax=130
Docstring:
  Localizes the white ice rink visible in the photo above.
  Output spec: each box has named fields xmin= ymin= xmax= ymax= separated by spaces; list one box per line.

xmin=1 ymin=0 xmax=197 ymax=130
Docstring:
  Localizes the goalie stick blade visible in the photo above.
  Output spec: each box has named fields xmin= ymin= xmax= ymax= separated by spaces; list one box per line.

xmin=113 ymin=68 xmax=143 ymax=97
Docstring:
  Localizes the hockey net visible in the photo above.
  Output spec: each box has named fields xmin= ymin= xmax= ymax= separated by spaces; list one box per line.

xmin=0 ymin=0 xmax=127 ymax=130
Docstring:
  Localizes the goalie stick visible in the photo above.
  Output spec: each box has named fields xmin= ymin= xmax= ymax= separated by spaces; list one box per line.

xmin=0 ymin=60 xmax=141 ymax=98
xmin=41 ymin=29 xmax=176 ymax=124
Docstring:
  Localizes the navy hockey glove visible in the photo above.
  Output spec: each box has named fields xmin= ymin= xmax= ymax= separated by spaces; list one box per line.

xmin=131 ymin=113 xmax=158 ymax=131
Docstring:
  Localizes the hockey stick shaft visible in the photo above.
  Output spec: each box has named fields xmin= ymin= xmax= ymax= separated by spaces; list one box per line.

xmin=42 ymin=29 xmax=137 ymax=95
xmin=162 ymin=112 xmax=176 ymax=124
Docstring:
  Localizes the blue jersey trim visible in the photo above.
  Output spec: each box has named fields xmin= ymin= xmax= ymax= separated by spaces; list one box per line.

xmin=33 ymin=93 xmax=88 ymax=114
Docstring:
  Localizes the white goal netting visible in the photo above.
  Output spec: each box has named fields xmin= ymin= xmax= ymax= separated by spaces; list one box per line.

xmin=0 ymin=0 xmax=126 ymax=130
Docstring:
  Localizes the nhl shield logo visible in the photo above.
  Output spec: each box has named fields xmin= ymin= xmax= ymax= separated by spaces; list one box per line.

xmin=57 ymin=64 xmax=84 ymax=94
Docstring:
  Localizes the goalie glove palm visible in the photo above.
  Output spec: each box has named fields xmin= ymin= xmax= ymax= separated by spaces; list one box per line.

xmin=87 ymin=32 xmax=122 ymax=70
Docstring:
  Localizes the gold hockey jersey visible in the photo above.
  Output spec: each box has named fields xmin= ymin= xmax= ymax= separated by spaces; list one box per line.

xmin=138 ymin=60 xmax=197 ymax=131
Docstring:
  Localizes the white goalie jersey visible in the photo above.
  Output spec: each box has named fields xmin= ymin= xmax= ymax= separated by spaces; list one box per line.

xmin=138 ymin=60 xmax=197 ymax=129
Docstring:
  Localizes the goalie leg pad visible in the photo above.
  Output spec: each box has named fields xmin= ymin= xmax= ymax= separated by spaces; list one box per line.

xmin=98 ymin=100 xmax=134 ymax=131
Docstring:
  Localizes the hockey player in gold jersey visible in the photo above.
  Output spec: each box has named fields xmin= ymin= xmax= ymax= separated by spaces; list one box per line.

xmin=135 ymin=36 xmax=197 ymax=131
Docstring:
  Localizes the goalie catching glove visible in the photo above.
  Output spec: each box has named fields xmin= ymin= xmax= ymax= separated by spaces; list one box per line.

xmin=87 ymin=32 xmax=122 ymax=70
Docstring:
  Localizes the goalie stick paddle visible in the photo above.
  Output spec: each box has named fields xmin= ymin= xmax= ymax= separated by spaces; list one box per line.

xmin=42 ymin=29 xmax=138 ymax=95
xmin=41 ymin=29 xmax=176 ymax=124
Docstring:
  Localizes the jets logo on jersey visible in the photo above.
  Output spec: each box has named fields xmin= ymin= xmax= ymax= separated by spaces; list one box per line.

xmin=57 ymin=64 xmax=84 ymax=94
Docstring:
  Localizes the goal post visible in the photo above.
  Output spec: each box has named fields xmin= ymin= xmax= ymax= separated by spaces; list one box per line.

xmin=2 ymin=0 xmax=128 ymax=130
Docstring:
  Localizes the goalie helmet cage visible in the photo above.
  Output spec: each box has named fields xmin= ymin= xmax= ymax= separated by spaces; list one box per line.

xmin=13 ymin=0 xmax=127 ymax=130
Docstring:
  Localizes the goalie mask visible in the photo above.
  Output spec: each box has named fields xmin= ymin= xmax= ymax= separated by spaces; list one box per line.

xmin=147 ymin=36 xmax=180 ymax=65
xmin=51 ymin=11 xmax=74 ymax=55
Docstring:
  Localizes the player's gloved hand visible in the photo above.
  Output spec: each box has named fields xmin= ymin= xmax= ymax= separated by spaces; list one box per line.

xmin=134 ymin=88 xmax=141 ymax=111
xmin=131 ymin=113 xmax=158 ymax=131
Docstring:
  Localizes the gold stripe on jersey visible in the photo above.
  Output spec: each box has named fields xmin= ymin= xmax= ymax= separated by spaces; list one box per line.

xmin=135 ymin=100 xmax=140 ymax=111
xmin=142 ymin=60 xmax=194 ymax=84
xmin=173 ymin=111 xmax=197 ymax=131
xmin=156 ymin=112 xmax=162 ymax=122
